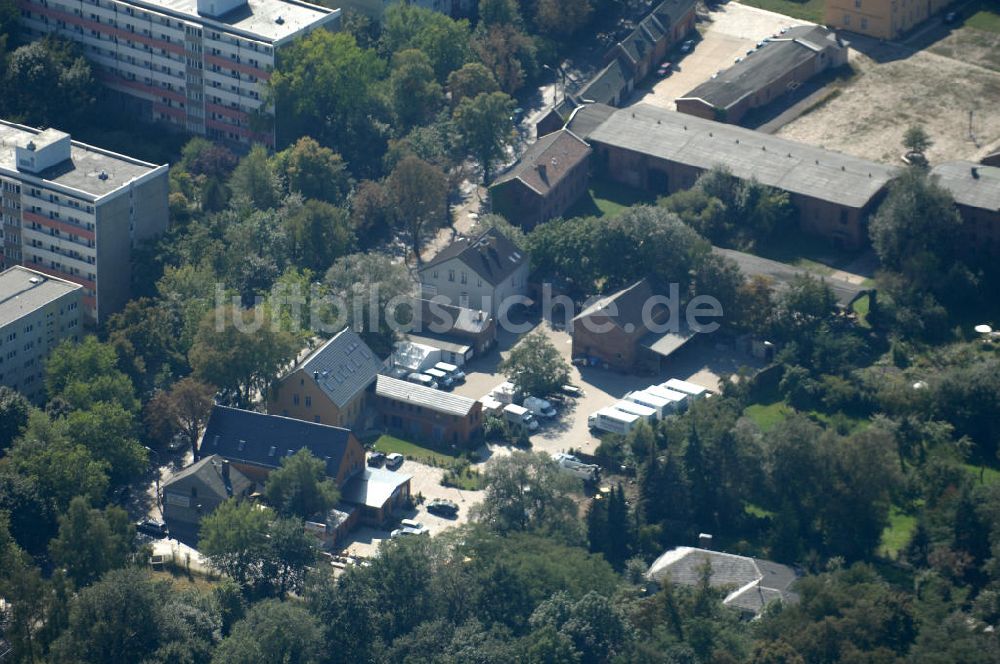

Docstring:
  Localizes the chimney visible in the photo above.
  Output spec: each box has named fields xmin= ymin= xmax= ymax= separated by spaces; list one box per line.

xmin=698 ymin=533 xmax=713 ymax=550
xmin=972 ymin=167 xmax=980 ymax=179
xmin=536 ymin=163 xmax=547 ymax=182
xmin=222 ymin=459 xmax=230 ymax=480
xmin=313 ymin=370 xmax=320 ymax=380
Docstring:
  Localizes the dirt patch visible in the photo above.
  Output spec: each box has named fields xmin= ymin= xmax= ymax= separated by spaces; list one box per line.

xmin=928 ymin=27 xmax=1000 ymax=72
xmin=776 ymin=46 xmax=1000 ymax=163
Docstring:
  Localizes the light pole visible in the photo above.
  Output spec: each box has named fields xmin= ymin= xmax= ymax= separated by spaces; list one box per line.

xmin=144 ymin=446 xmax=162 ymax=513
xmin=542 ymin=64 xmax=566 ymax=107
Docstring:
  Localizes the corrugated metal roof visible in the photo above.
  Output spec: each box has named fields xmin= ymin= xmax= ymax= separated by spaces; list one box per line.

xmin=375 ymin=375 xmax=477 ymax=417
xmin=931 ymin=161 xmax=1000 ymax=211
xmin=589 ymin=105 xmax=896 ymax=208
xmin=340 ymin=467 xmax=411 ymax=509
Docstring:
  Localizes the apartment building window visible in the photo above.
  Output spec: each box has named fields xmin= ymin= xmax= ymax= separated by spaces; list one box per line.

xmin=861 ymin=17 xmax=868 ymax=29
xmin=460 ymin=271 xmax=467 ymax=285
xmin=843 ymin=13 xmax=851 ymax=25
xmin=293 ymin=394 xmax=299 ymax=405
xmin=854 ymin=0 xmax=861 ymax=6
xmin=448 ymin=269 xmax=455 ymax=282
xmin=305 ymin=396 xmax=312 ymax=407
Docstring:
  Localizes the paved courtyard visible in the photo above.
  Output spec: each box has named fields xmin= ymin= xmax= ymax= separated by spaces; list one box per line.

xmin=633 ymin=3 xmax=810 ymax=112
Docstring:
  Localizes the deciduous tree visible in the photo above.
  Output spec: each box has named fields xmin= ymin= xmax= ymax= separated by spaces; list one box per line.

xmin=48 ymin=496 xmax=135 ymax=588
xmin=387 ymin=155 xmax=448 ymax=258
xmin=454 ymin=91 xmax=515 ymax=182
xmin=263 ymin=448 xmax=339 ymax=520
xmin=499 ymin=331 xmax=571 ymax=398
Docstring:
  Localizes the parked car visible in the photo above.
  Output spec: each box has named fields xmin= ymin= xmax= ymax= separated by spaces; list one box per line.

xmin=656 ymin=60 xmax=672 ymax=77
xmin=434 ymin=362 xmax=465 ymax=383
xmin=424 ymin=368 xmax=454 ymax=390
xmin=680 ymin=39 xmax=695 ymax=53
xmin=385 ymin=453 xmax=404 ymax=470
xmin=136 ymin=519 xmax=168 ymax=539
xmin=390 ymin=526 xmax=427 ymax=538
xmin=523 ymin=395 xmax=557 ymax=419
xmin=368 ymin=452 xmax=386 ymax=467
xmin=944 ymin=11 xmax=958 ymax=24
xmin=407 ymin=372 xmax=438 ymax=390
xmin=427 ymin=498 xmax=459 ymax=517
xmin=560 ymin=384 xmax=583 ymax=398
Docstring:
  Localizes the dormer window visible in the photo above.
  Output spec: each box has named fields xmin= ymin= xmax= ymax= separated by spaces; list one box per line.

xmin=268 ymin=446 xmax=276 ymax=457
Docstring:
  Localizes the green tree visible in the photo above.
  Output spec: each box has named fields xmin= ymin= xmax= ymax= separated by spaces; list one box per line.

xmin=388 ymin=48 xmax=444 ymax=129
xmin=64 ymin=402 xmax=147 ymax=487
xmin=48 ymin=496 xmax=135 ymax=588
xmin=869 ymin=166 xmax=962 ymax=274
xmin=380 ymin=3 xmax=471 ymax=80
xmin=143 ymin=377 xmax=216 ymax=458
xmin=349 ymin=179 xmax=395 ymax=247
xmin=2 ymin=37 xmax=95 ymax=127
xmin=447 ymin=62 xmax=499 ymax=107
xmin=199 ymin=499 xmax=272 ymax=589
xmin=229 ymin=144 xmax=282 ymax=209
xmin=903 ymin=124 xmax=933 ymax=156
xmin=273 ymin=136 xmax=351 ymax=205
xmin=475 ymin=451 xmax=581 ymax=542
xmin=269 ymin=30 xmax=386 ymax=174
xmin=454 ymin=91 xmax=515 ymax=182
xmin=0 ymin=386 xmax=29 ymax=453
xmin=387 ymin=155 xmax=449 ymax=258
xmin=499 ymin=330 xmax=571 ymax=397
xmin=472 ymin=24 xmax=535 ymax=94
xmin=263 ymin=448 xmax=339 ymax=519
xmin=106 ymin=297 xmax=187 ymax=395
xmin=189 ymin=306 xmax=299 ymax=408
xmin=282 ymin=197 xmax=355 ymax=272
xmin=45 ymin=335 xmax=139 ymax=412
xmin=212 ymin=599 xmax=323 ymax=664
xmin=535 ymin=0 xmax=593 ymax=35
xmin=323 ymin=252 xmax=415 ymax=355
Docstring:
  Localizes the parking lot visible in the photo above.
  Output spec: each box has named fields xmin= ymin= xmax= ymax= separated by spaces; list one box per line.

xmin=633 ymin=3 xmax=810 ymax=111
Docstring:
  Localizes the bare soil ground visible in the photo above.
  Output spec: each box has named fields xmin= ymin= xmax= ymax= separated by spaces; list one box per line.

xmin=776 ymin=34 xmax=1000 ymax=163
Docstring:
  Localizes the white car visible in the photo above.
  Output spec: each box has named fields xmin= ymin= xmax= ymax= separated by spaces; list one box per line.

xmin=523 ymin=395 xmax=557 ymax=418
xmin=385 ymin=453 xmax=404 ymax=470
xmin=390 ymin=526 xmax=427 ymax=538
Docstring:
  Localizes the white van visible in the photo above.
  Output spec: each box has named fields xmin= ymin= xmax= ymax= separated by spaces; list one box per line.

xmin=523 ymin=395 xmax=557 ymax=418
xmin=478 ymin=395 xmax=504 ymax=417
xmin=587 ymin=407 xmax=640 ymax=435
xmin=626 ymin=390 xmax=671 ymax=419
xmin=434 ymin=362 xmax=465 ymax=383
xmin=424 ymin=367 xmax=454 ymax=390
xmin=552 ymin=452 xmax=600 ymax=483
xmin=406 ymin=372 xmax=438 ymax=390
xmin=504 ymin=403 xmax=539 ymax=433
xmin=663 ymin=379 xmax=709 ymax=400
xmin=646 ymin=385 xmax=690 ymax=413
xmin=491 ymin=381 xmax=518 ymax=404
xmin=613 ymin=400 xmax=657 ymax=425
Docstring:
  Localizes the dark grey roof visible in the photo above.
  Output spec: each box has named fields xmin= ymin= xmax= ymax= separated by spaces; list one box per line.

xmin=589 ymin=105 xmax=896 ymax=208
xmin=564 ymin=103 xmax=619 ymax=140
xmin=201 ymin=406 xmax=355 ymax=478
xmin=414 ymin=298 xmax=492 ymax=336
xmin=646 ymin=546 xmax=798 ymax=616
xmin=375 ymin=375 xmax=477 ymax=417
xmin=573 ymin=277 xmax=659 ymax=331
xmin=295 ymin=328 xmax=381 ymax=408
xmin=0 ymin=266 xmax=81 ymax=328
xmin=421 ymin=227 xmax=528 ymax=287
xmin=577 ymin=60 xmax=631 ymax=106
xmin=678 ymin=26 xmax=842 ymax=111
xmin=931 ymin=161 xmax=1000 ymax=211
xmin=162 ymin=454 xmax=254 ymax=523
xmin=714 ymin=247 xmax=867 ymax=306
xmin=493 ymin=130 xmax=592 ymax=197
xmin=653 ymin=0 xmax=698 ymax=25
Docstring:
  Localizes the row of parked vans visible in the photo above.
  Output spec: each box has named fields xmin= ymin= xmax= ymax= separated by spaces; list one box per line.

xmin=405 ymin=362 xmax=466 ymax=391
xmin=588 ymin=378 xmax=709 ymax=435
xmin=479 ymin=381 xmax=562 ymax=436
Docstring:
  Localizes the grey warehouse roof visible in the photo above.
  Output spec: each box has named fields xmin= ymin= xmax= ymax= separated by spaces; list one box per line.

xmin=0 ymin=120 xmax=165 ymax=199
xmin=0 ymin=266 xmax=81 ymax=328
xmin=375 ymin=375 xmax=477 ymax=417
xmin=341 ymin=467 xmax=411 ymax=509
xmin=588 ymin=104 xmax=896 ymax=208
xmin=715 ymin=247 xmax=868 ymax=306
xmin=647 ymin=546 xmax=798 ymax=616
xmin=931 ymin=161 xmax=1000 ymax=211
xmin=679 ymin=26 xmax=843 ymax=111
xmin=295 ymin=328 xmax=382 ymax=408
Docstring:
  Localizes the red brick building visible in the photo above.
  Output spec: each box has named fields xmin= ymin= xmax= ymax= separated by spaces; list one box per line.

xmin=374 ymin=375 xmax=483 ymax=447
xmin=932 ymin=161 xmax=1000 ymax=259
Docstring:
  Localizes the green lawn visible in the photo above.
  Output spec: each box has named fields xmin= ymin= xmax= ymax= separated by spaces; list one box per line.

xmin=565 ymin=178 xmax=656 ymax=219
xmin=852 ymin=294 xmax=871 ymax=328
xmin=373 ymin=435 xmax=460 ymax=467
xmin=965 ymin=1 xmax=1000 ymax=33
xmin=963 ymin=463 xmax=1000 ymax=485
xmin=736 ymin=0 xmax=825 ymax=23
xmin=744 ymin=401 xmax=794 ymax=432
xmin=745 ymin=503 xmax=776 ymax=519
xmin=442 ymin=468 xmax=485 ymax=491
xmin=878 ymin=506 xmax=917 ymax=559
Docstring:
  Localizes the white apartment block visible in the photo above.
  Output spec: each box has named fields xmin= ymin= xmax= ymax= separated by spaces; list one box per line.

xmin=0 ymin=266 xmax=83 ymax=401
xmin=0 ymin=121 xmax=169 ymax=323
xmin=18 ymin=0 xmax=339 ymax=147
